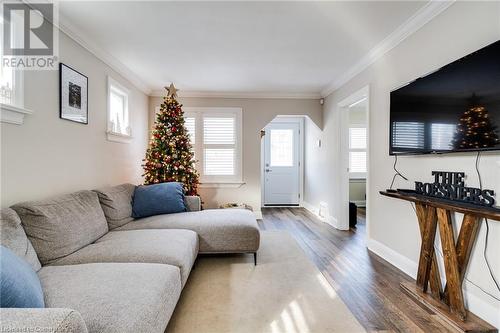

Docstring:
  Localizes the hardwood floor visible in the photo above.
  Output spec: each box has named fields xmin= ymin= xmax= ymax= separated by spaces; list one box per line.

xmin=259 ymin=207 xmax=453 ymax=333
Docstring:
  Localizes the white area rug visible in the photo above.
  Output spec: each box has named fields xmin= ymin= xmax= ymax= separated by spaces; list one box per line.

xmin=166 ymin=231 xmax=365 ymax=333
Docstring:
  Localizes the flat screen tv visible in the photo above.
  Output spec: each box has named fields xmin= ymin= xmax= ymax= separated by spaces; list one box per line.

xmin=390 ymin=40 xmax=500 ymax=155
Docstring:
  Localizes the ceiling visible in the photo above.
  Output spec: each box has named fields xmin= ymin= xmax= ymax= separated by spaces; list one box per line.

xmin=58 ymin=1 xmax=429 ymax=97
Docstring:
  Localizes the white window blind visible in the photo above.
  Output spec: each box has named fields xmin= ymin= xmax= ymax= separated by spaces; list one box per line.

xmin=349 ymin=152 xmax=367 ymax=173
xmin=184 ymin=117 xmax=195 ymax=144
xmin=203 ymin=115 xmax=236 ymax=176
xmin=392 ymin=122 xmax=424 ymax=149
xmin=349 ymin=128 xmax=367 ymax=149
xmin=204 ymin=148 xmax=235 ymax=175
xmin=349 ymin=126 xmax=367 ymax=177
xmin=431 ymin=123 xmax=456 ymax=150
xmin=183 ymin=107 xmax=242 ymax=183
xmin=204 ymin=117 xmax=235 ymax=145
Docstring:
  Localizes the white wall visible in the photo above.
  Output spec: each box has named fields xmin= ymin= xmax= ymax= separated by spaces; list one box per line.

xmin=322 ymin=2 xmax=500 ymax=326
xmin=149 ymin=96 xmax=322 ymax=214
xmin=304 ymin=115 xmax=327 ymax=210
xmin=1 ymin=31 xmax=149 ymax=208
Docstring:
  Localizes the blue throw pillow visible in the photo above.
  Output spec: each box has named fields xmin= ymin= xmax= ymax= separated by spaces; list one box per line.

xmin=0 ymin=245 xmax=44 ymax=308
xmin=132 ymin=182 xmax=186 ymax=218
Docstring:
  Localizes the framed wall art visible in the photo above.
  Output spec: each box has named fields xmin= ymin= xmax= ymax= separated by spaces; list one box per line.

xmin=60 ymin=63 xmax=88 ymax=124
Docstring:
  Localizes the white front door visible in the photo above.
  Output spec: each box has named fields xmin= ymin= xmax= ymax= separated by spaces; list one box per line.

xmin=263 ymin=122 xmax=300 ymax=205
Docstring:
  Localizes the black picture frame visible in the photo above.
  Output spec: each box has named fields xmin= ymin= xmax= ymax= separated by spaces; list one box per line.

xmin=59 ymin=63 xmax=88 ymax=124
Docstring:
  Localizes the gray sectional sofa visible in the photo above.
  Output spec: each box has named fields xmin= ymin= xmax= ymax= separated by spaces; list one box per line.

xmin=0 ymin=183 xmax=260 ymax=333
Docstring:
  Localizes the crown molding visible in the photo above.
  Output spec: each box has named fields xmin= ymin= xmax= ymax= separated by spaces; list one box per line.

xmin=56 ymin=10 xmax=153 ymax=95
xmin=320 ymin=0 xmax=455 ymax=98
xmin=150 ymin=90 xmax=322 ymax=100
xmin=38 ymin=0 xmax=453 ymax=100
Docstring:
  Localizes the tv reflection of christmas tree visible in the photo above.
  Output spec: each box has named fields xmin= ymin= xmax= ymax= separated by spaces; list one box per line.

xmin=452 ymin=102 xmax=499 ymax=149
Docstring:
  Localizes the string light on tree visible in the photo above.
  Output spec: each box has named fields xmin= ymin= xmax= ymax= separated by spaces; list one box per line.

xmin=142 ymin=83 xmax=199 ymax=195
xmin=452 ymin=97 xmax=499 ymax=150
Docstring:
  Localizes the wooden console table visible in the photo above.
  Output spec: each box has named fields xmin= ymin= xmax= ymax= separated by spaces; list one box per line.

xmin=380 ymin=190 xmax=499 ymax=333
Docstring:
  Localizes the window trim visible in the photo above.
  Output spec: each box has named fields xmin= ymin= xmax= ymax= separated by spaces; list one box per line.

xmin=349 ymin=124 xmax=367 ymax=179
xmin=106 ymin=76 xmax=131 ymax=143
xmin=184 ymin=107 xmax=243 ymax=184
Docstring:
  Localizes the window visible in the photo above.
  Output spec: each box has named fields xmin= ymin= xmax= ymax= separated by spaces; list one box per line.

xmin=1 ymin=10 xmax=24 ymax=108
xmin=0 ymin=66 xmax=14 ymax=105
xmin=270 ymin=129 xmax=294 ymax=167
xmin=184 ymin=116 xmax=196 ymax=144
xmin=107 ymin=76 xmax=131 ymax=142
xmin=349 ymin=126 xmax=367 ymax=178
xmin=183 ymin=107 xmax=242 ymax=184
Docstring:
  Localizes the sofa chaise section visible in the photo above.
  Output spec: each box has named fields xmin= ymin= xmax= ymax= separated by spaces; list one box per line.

xmin=95 ymin=183 xmax=260 ymax=255
xmin=52 ymin=229 xmax=198 ymax=286
xmin=117 ymin=208 xmax=260 ymax=254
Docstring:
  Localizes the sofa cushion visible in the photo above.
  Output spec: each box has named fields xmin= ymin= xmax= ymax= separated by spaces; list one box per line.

xmin=52 ymin=229 xmax=198 ymax=286
xmin=132 ymin=182 xmax=186 ymax=218
xmin=93 ymin=183 xmax=136 ymax=230
xmin=0 ymin=246 xmax=44 ymax=308
xmin=38 ymin=263 xmax=181 ymax=333
xmin=0 ymin=308 xmax=88 ymax=333
xmin=0 ymin=208 xmax=41 ymax=271
xmin=12 ymin=191 xmax=109 ymax=265
xmin=118 ymin=209 xmax=260 ymax=253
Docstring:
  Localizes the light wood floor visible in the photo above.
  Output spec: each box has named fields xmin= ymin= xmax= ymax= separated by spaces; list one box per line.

xmin=259 ymin=207 xmax=453 ymax=333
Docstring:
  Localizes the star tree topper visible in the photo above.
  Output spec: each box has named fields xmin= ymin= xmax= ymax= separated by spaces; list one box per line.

xmin=165 ymin=83 xmax=179 ymax=98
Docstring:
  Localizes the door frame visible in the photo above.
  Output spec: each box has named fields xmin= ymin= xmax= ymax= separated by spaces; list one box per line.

xmin=260 ymin=116 xmax=304 ymax=208
xmin=338 ymin=86 xmax=370 ymax=233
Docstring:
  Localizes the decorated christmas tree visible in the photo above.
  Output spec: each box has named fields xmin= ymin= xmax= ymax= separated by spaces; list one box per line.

xmin=452 ymin=98 xmax=499 ymax=150
xmin=142 ymin=83 xmax=199 ymax=195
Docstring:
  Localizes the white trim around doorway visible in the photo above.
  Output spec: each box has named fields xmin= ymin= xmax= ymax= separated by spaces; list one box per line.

xmin=260 ymin=116 xmax=305 ymax=209
xmin=338 ymin=86 xmax=370 ymax=233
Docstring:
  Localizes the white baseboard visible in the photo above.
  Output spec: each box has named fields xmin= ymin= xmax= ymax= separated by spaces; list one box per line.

xmin=367 ymin=238 xmax=418 ymax=278
xmin=303 ymin=201 xmax=341 ymax=229
xmin=302 ymin=201 xmax=320 ymax=216
xmin=463 ymin=280 xmax=500 ymax=329
xmin=254 ymin=210 xmax=263 ymax=220
xmin=325 ymin=215 xmax=340 ymax=229
xmin=367 ymin=237 xmax=499 ymax=328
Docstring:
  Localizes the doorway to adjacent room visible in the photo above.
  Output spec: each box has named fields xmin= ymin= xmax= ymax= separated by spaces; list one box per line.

xmin=338 ymin=86 xmax=369 ymax=232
